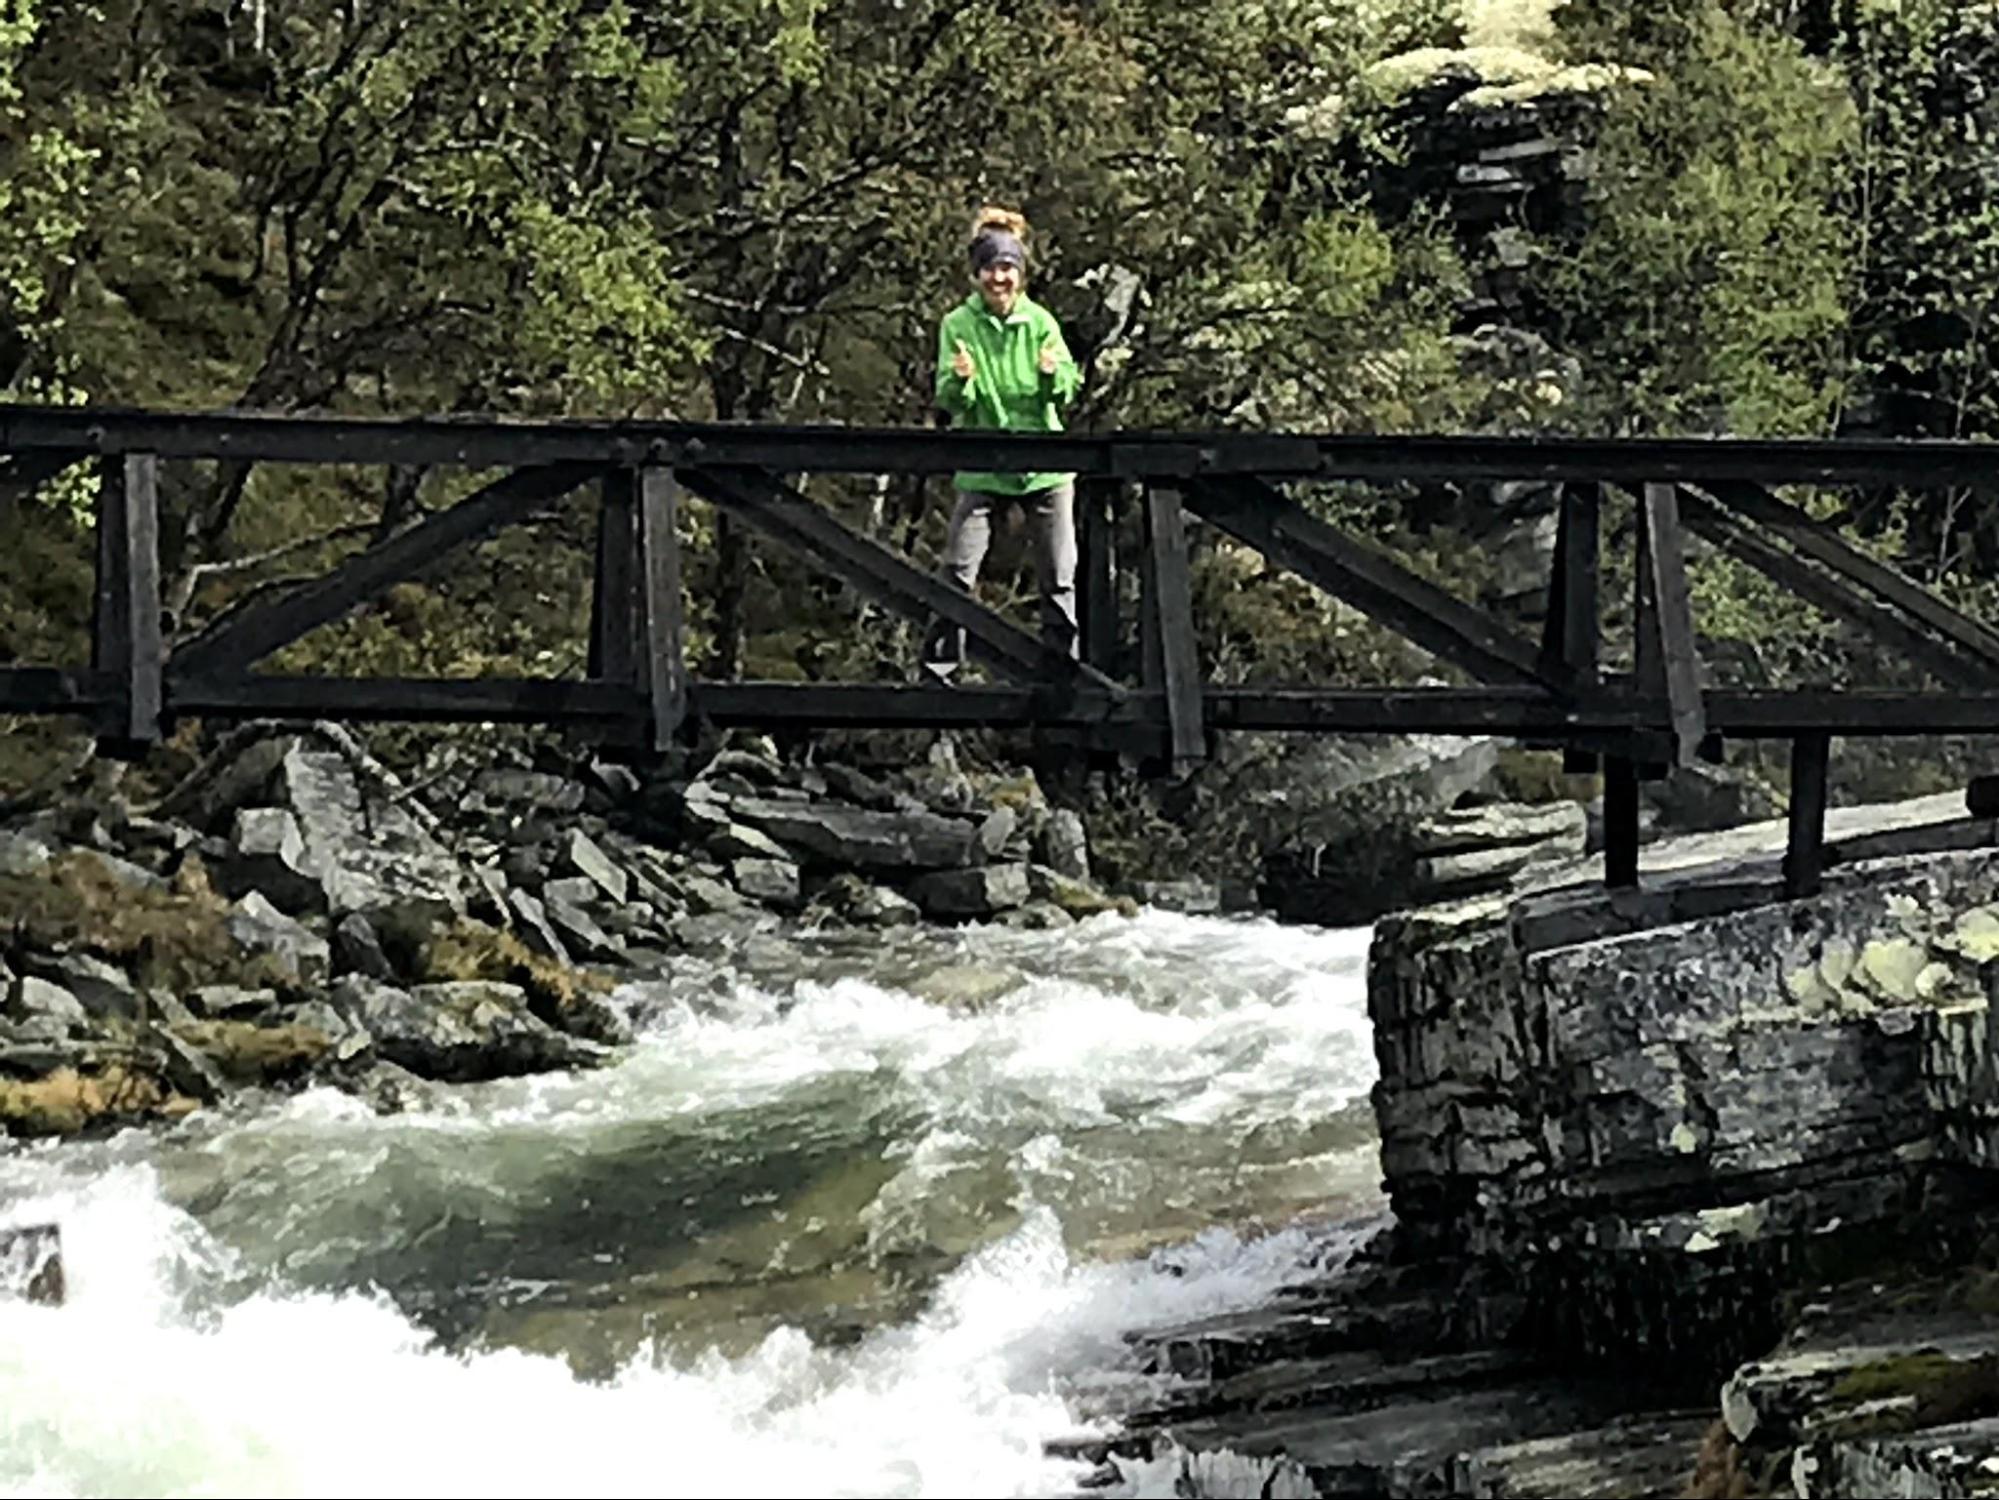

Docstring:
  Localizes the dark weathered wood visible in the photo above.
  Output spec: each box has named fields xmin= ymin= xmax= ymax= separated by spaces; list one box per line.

xmin=1826 ymin=815 xmax=1999 ymax=868
xmin=589 ymin=471 xmax=640 ymax=691
xmin=1783 ymin=732 xmax=1831 ymax=899
xmin=169 ymin=673 xmax=639 ymax=723
xmin=1969 ymin=776 xmax=1999 ymax=819
xmin=1604 ymin=756 xmax=1640 ymax=888
xmin=0 ymin=666 xmax=101 ymax=711
xmin=636 ymin=465 xmax=687 ymax=748
xmin=17 ymin=404 xmax=1999 ymax=488
xmin=90 ymin=452 xmax=163 ymax=749
xmin=1679 ymin=489 xmax=1988 ymax=688
xmin=1142 ymin=485 xmax=1204 ymax=770
xmin=1540 ymin=482 xmax=1600 ymax=687
xmin=1186 ymin=475 xmax=1562 ymax=688
xmin=1634 ymin=483 xmax=1706 ymax=766
xmin=0 ymin=448 xmax=84 ymax=517
xmin=174 ymin=463 xmax=597 ymax=675
xmin=694 ymin=681 xmax=1136 ymax=729
xmin=1703 ymin=478 xmax=1999 ymax=670
xmin=683 ymin=466 xmax=1118 ymax=694
xmin=1078 ymin=477 xmax=1119 ymax=672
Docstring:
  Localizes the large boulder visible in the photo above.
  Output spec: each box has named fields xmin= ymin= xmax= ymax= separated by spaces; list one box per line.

xmin=725 ymin=796 xmax=979 ymax=873
xmin=325 ymin=976 xmax=610 ymax=1082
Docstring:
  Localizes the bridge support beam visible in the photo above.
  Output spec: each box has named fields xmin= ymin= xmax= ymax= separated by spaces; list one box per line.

xmin=1635 ymin=483 xmax=1706 ymax=768
xmin=1141 ymin=484 xmax=1205 ymax=774
xmin=1604 ymin=755 xmax=1641 ymax=889
xmin=90 ymin=451 xmax=162 ymax=756
xmin=1541 ymin=482 xmax=1601 ymax=773
xmin=1784 ymin=732 xmax=1831 ymax=899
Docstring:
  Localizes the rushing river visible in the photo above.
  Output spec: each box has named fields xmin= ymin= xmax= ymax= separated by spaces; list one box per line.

xmin=0 ymin=909 xmax=1382 ymax=1498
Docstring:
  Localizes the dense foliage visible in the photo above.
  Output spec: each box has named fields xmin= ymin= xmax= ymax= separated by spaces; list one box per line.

xmin=4 ymin=0 xmax=1999 ymax=788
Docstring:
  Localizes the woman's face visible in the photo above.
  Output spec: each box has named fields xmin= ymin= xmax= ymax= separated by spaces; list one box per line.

xmin=976 ymin=259 xmax=1022 ymax=316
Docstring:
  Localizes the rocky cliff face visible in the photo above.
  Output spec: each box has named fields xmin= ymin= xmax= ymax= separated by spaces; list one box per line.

xmin=1091 ymin=813 xmax=1999 ymax=1498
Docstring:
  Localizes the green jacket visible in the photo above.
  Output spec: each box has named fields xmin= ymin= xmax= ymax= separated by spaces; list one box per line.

xmin=933 ymin=292 xmax=1082 ymax=495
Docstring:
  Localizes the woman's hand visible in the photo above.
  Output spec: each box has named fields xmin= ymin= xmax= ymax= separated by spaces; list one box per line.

xmin=953 ymin=340 xmax=976 ymax=381
xmin=1038 ymin=339 xmax=1060 ymax=376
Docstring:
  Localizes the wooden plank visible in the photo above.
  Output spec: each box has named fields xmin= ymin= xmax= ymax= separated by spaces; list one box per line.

xmin=1516 ymin=878 xmax=1784 ymax=955
xmin=1078 ymin=477 xmax=1119 ymax=672
xmin=1539 ymin=482 xmax=1600 ymax=687
xmin=174 ymin=463 xmax=597 ymax=675
xmin=1637 ymin=483 xmax=1706 ymax=766
xmin=168 ymin=673 xmax=638 ymax=723
xmin=693 ymin=681 xmax=1137 ymax=730
xmin=683 ymin=465 xmax=1119 ymax=695
xmin=1184 ymin=475 xmax=1562 ymax=688
xmin=635 ymin=465 xmax=687 ymax=748
xmin=90 ymin=452 xmax=163 ymax=750
xmin=1825 ymin=815 xmax=1999 ymax=869
xmin=1783 ymin=731 xmax=1831 ymax=899
xmin=1142 ymin=484 xmax=1205 ymax=771
xmin=1703 ymin=478 xmax=1999 ymax=671
xmin=0 ymin=666 xmax=101 ymax=711
xmin=589 ymin=471 xmax=639 ymax=690
xmin=1680 ymin=489 xmax=1988 ymax=689
xmin=19 ymin=404 xmax=1999 ymax=488
xmin=1603 ymin=756 xmax=1640 ymax=888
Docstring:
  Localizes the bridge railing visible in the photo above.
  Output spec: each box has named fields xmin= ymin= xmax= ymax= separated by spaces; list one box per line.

xmin=5 ymin=404 xmax=1999 ymax=898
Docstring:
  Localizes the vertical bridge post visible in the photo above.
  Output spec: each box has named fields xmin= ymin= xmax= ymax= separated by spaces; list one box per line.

xmin=1541 ymin=481 xmax=1600 ymax=773
xmin=1784 ymin=732 xmax=1831 ymax=899
xmin=590 ymin=465 xmax=685 ymax=754
xmin=90 ymin=451 xmax=163 ymax=755
xmin=1140 ymin=482 xmax=1204 ymax=775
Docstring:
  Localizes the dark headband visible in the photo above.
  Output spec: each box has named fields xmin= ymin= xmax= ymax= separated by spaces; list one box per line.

xmin=969 ymin=228 xmax=1026 ymax=273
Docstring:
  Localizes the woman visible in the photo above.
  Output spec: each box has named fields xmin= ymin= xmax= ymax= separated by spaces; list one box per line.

xmin=926 ymin=207 xmax=1083 ymax=677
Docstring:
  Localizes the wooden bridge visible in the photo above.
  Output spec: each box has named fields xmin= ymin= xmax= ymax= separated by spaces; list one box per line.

xmin=5 ymin=404 xmax=1999 ymax=901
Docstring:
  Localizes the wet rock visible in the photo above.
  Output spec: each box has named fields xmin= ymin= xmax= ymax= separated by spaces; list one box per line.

xmin=327 ymin=976 xmax=608 ymax=1082
xmin=471 ymin=768 xmax=584 ymax=814
xmin=562 ymin=828 xmax=629 ymax=905
xmin=271 ymin=745 xmax=468 ymax=923
xmin=188 ymin=985 xmax=278 ymax=1019
xmin=7 ymin=976 xmax=87 ymax=1030
xmin=1410 ymin=801 xmax=1588 ymax=854
xmin=170 ymin=1019 xmax=333 ymax=1085
xmin=731 ymin=856 xmax=803 ymax=909
xmin=999 ymin=901 xmax=1075 ymax=930
xmin=1027 ymin=866 xmax=1130 ymax=918
xmin=542 ymin=875 xmax=602 ymax=911
xmin=699 ymin=747 xmax=785 ymax=786
xmin=543 ymin=898 xmax=624 ymax=962
xmin=340 ymin=1058 xmax=449 ymax=1115
xmin=217 ymin=807 xmax=324 ymax=913
xmin=289 ymin=998 xmax=373 ymax=1062
xmin=678 ymin=871 xmax=747 ymax=915
xmin=726 ymin=796 xmax=977 ymax=873
xmin=976 ymin=806 xmax=1019 ymax=861
xmin=226 ymin=892 xmax=330 ymax=986
xmin=0 ymin=831 xmax=51 ymax=877
xmin=1134 ymin=878 xmax=1220 ymax=914
xmin=23 ymin=954 xmax=142 ymax=1021
xmin=821 ymin=763 xmax=899 ymax=811
xmin=910 ymin=864 xmax=1028 ymax=918
xmin=707 ymin=822 xmax=792 ymax=862
xmin=332 ymin=913 xmax=396 ymax=981
xmin=1037 ymin=808 xmax=1091 ymax=881
xmin=808 ymin=873 xmax=920 ymax=928
xmin=507 ymin=889 xmax=572 ymax=966
xmin=155 ymin=1028 xmax=229 ymax=1102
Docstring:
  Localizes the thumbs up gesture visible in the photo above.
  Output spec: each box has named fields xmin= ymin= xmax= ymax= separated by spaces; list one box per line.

xmin=952 ymin=339 xmax=975 ymax=381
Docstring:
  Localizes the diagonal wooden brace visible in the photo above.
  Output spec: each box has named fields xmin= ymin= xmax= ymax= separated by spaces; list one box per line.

xmin=681 ymin=465 xmax=1120 ymax=697
xmin=173 ymin=462 xmax=598 ymax=676
xmin=1183 ymin=474 xmax=1563 ymax=689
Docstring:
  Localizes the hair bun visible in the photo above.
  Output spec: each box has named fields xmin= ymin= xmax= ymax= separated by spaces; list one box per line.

xmin=970 ymin=206 xmax=1029 ymax=243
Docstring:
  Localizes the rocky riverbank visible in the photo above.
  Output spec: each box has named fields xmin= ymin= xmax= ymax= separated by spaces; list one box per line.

xmin=0 ymin=726 xmax=1141 ymax=1138
xmin=1085 ymin=797 xmax=1999 ymax=1499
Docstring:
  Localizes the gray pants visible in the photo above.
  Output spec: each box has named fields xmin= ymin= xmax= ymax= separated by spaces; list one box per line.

xmin=929 ymin=480 xmax=1078 ymax=665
